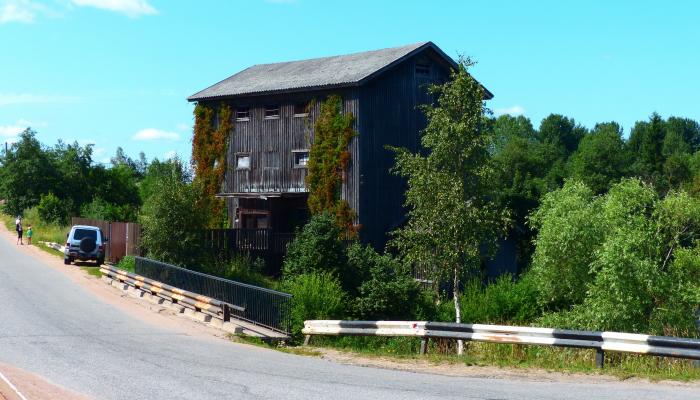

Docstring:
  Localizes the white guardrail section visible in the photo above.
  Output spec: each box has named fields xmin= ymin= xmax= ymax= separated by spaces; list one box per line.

xmin=302 ymin=320 xmax=700 ymax=368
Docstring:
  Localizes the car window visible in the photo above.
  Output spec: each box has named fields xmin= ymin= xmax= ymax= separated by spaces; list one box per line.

xmin=73 ymin=229 xmax=97 ymax=241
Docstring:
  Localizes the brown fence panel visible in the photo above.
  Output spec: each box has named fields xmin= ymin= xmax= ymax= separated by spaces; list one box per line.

xmin=126 ymin=223 xmax=141 ymax=257
xmin=109 ymin=222 xmax=127 ymax=264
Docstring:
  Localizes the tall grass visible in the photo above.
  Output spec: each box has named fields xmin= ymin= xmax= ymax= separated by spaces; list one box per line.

xmin=2 ymin=208 xmax=69 ymax=245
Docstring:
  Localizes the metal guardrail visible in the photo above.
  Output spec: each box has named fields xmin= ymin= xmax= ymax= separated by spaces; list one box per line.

xmin=302 ymin=320 xmax=700 ymax=368
xmin=134 ymin=257 xmax=293 ymax=335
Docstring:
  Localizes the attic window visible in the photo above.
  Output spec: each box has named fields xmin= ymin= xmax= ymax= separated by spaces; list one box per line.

xmin=415 ymin=64 xmax=431 ymax=76
xmin=236 ymin=108 xmax=250 ymax=121
xmin=293 ymin=103 xmax=309 ymax=117
xmin=264 ymin=105 xmax=280 ymax=119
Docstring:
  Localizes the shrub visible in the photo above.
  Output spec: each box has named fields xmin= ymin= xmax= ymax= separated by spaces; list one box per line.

xmin=282 ymin=271 xmax=347 ymax=339
xmin=460 ymin=274 xmax=540 ymax=325
xmin=139 ymin=177 xmax=209 ymax=268
xmin=202 ymin=255 xmax=276 ymax=289
xmin=81 ymin=197 xmax=137 ymax=222
xmin=37 ymin=192 xmax=70 ymax=225
xmin=349 ymin=243 xmax=421 ymax=320
xmin=116 ymin=255 xmax=135 ymax=273
xmin=282 ymin=213 xmax=353 ymax=289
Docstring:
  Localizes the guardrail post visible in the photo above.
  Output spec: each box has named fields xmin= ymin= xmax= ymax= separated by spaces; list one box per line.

xmin=595 ymin=348 xmax=605 ymax=368
xmin=223 ymin=304 xmax=231 ymax=322
xmin=420 ymin=338 xmax=429 ymax=355
xmin=303 ymin=335 xmax=312 ymax=346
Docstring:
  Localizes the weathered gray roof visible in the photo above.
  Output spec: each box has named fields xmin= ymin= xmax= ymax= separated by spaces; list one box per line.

xmin=188 ymin=42 xmax=459 ymax=101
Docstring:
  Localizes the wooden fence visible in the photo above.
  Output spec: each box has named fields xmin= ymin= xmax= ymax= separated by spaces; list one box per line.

xmin=71 ymin=217 xmax=141 ymax=264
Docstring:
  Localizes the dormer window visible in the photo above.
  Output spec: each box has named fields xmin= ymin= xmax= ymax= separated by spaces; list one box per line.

xmin=264 ymin=105 xmax=280 ymax=119
xmin=415 ymin=64 xmax=430 ymax=76
xmin=293 ymin=103 xmax=309 ymax=117
xmin=236 ymin=108 xmax=250 ymax=121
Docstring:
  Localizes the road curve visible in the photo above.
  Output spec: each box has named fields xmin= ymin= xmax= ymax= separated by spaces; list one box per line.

xmin=0 ymin=234 xmax=698 ymax=400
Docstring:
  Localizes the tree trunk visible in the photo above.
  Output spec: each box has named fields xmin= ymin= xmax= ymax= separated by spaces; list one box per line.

xmin=453 ymin=266 xmax=463 ymax=355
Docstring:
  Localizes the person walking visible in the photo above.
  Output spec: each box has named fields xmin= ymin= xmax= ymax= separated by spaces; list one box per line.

xmin=16 ymin=217 xmax=23 ymax=245
xmin=26 ymin=225 xmax=33 ymax=245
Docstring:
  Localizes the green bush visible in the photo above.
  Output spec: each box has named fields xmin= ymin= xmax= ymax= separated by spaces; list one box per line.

xmin=282 ymin=271 xmax=347 ymax=339
xmin=80 ymin=197 xmax=137 ymax=222
xmin=37 ymin=192 xmax=71 ymax=225
xmin=116 ymin=255 xmax=135 ymax=273
xmin=349 ymin=242 xmax=422 ymax=320
xmin=139 ymin=177 xmax=209 ymax=268
xmin=202 ymin=255 xmax=276 ymax=289
xmin=529 ymin=180 xmax=602 ymax=310
xmin=460 ymin=274 xmax=540 ymax=325
xmin=282 ymin=213 xmax=354 ymax=290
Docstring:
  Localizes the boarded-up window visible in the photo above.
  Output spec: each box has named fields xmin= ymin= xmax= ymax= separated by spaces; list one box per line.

xmin=264 ymin=105 xmax=280 ymax=119
xmin=236 ymin=108 xmax=250 ymax=121
xmin=293 ymin=103 xmax=309 ymax=117
xmin=415 ymin=64 xmax=430 ymax=76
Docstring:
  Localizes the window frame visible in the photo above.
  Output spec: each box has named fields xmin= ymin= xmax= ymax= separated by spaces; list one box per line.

xmin=292 ymin=149 xmax=310 ymax=169
xmin=293 ymin=102 xmax=309 ymax=118
xmin=264 ymin=105 xmax=280 ymax=119
xmin=415 ymin=63 xmax=431 ymax=77
xmin=235 ymin=152 xmax=251 ymax=170
xmin=235 ymin=108 xmax=250 ymax=122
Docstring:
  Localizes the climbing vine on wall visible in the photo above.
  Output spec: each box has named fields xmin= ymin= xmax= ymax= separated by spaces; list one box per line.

xmin=192 ymin=103 xmax=232 ymax=227
xmin=306 ymin=94 xmax=358 ymax=237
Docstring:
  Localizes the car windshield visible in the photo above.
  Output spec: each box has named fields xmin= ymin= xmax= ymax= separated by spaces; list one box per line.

xmin=73 ymin=229 xmax=97 ymax=241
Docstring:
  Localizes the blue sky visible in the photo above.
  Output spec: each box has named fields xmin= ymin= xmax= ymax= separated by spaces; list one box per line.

xmin=1 ymin=0 xmax=699 ymax=165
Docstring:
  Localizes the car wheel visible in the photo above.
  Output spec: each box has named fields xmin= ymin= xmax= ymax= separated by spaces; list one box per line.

xmin=64 ymin=257 xmax=71 ymax=265
xmin=96 ymin=257 xmax=104 ymax=266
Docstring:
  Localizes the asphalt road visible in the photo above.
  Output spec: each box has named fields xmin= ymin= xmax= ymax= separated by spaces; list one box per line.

xmin=0 ymin=237 xmax=698 ymax=400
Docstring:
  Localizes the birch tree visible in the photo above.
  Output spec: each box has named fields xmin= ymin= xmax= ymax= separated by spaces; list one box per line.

xmin=390 ymin=58 xmax=509 ymax=355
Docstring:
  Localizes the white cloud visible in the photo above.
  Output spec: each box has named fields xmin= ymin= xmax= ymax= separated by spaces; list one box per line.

xmin=494 ymin=105 xmax=526 ymax=117
xmin=0 ymin=0 xmax=35 ymax=23
xmin=132 ymin=128 xmax=180 ymax=141
xmin=0 ymin=119 xmax=32 ymax=145
xmin=0 ymin=93 xmax=79 ymax=107
xmin=71 ymin=0 xmax=157 ymax=17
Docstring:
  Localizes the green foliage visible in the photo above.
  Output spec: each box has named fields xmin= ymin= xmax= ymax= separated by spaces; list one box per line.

xmin=529 ymin=181 xmax=602 ymax=309
xmin=138 ymin=169 xmax=209 ymax=268
xmin=349 ymin=243 xmax=421 ymax=320
xmin=533 ymin=179 xmax=700 ymax=334
xmin=459 ymin=274 xmax=540 ymax=324
xmin=37 ymin=192 xmax=70 ymax=225
xmin=537 ymin=114 xmax=587 ymax=155
xmin=0 ymin=129 xmax=58 ymax=215
xmin=282 ymin=212 xmax=355 ymax=288
xmin=306 ymin=95 xmax=357 ymax=236
xmin=282 ymin=271 xmax=346 ymax=338
xmin=568 ymin=122 xmax=627 ymax=194
xmin=202 ymin=255 xmax=276 ymax=289
xmin=116 ymin=255 xmax=136 ymax=273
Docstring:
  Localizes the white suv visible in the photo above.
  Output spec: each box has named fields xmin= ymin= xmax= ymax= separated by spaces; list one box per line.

xmin=64 ymin=225 xmax=107 ymax=265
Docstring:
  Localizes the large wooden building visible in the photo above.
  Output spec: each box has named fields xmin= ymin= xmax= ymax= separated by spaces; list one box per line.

xmin=188 ymin=42 xmax=493 ymax=250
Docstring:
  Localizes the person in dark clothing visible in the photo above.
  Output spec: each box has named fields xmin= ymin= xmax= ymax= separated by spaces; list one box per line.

xmin=16 ymin=217 xmax=23 ymax=245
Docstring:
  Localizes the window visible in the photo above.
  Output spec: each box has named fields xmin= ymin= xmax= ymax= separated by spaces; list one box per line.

xmin=415 ymin=64 xmax=430 ymax=76
xmin=236 ymin=108 xmax=250 ymax=121
xmin=264 ymin=105 xmax=280 ymax=119
xmin=293 ymin=102 xmax=309 ymax=117
xmin=293 ymin=150 xmax=309 ymax=168
xmin=236 ymin=153 xmax=250 ymax=169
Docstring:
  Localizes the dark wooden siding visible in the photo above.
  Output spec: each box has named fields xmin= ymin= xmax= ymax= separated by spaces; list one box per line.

xmin=201 ymin=88 xmax=360 ymax=225
xmin=357 ymin=49 xmax=451 ymax=249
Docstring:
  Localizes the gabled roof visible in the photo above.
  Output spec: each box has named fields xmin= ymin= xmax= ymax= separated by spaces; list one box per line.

xmin=188 ymin=42 xmax=493 ymax=101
